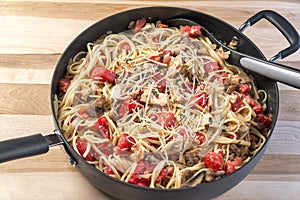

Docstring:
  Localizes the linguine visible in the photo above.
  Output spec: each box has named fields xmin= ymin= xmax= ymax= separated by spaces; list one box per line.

xmin=55 ymin=20 xmax=272 ymax=188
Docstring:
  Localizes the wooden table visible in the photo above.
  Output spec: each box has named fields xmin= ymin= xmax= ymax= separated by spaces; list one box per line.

xmin=1 ymin=1 xmax=300 ymax=199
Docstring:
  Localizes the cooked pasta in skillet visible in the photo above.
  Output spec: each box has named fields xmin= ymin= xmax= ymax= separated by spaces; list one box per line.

xmin=55 ymin=19 xmax=272 ymax=188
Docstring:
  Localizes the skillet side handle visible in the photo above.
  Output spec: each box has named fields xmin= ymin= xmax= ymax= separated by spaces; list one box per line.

xmin=239 ymin=10 xmax=300 ymax=62
xmin=0 ymin=134 xmax=56 ymax=163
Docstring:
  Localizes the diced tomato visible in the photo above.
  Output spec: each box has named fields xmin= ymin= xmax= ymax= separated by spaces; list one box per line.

xmin=225 ymin=157 xmax=242 ymax=175
xmin=98 ymin=116 xmax=110 ymax=138
xmin=153 ymin=73 xmax=166 ymax=93
xmin=180 ymin=25 xmax=201 ymax=37
xmin=78 ymin=107 xmax=89 ymax=119
xmin=245 ymin=96 xmax=263 ymax=114
xmin=228 ymin=132 xmax=240 ymax=139
xmin=134 ymin=18 xmax=147 ymax=33
xmin=263 ymin=115 xmax=272 ymax=128
xmin=204 ymin=152 xmax=224 ymax=171
xmin=149 ymin=50 xmax=173 ymax=66
xmin=216 ymin=73 xmax=229 ymax=85
xmin=254 ymin=114 xmax=272 ymax=129
xmin=118 ymin=98 xmax=144 ymax=117
xmin=89 ymin=67 xmax=116 ymax=83
xmin=190 ymin=26 xmax=202 ymax=37
xmin=253 ymin=105 xmax=263 ymax=114
xmin=149 ymin=112 xmax=175 ymax=128
xmin=91 ymin=116 xmax=110 ymax=139
xmin=162 ymin=50 xmax=173 ymax=56
xmin=178 ymin=128 xmax=188 ymax=137
xmin=253 ymin=113 xmax=264 ymax=123
xmin=128 ymin=160 xmax=156 ymax=186
xmin=76 ymin=139 xmax=95 ymax=162
xmin=58 ymin=78 xmax=71 ymax=93
xmin=104 ymin=164 xmax=115 ymax=175
xmin=239 ymin=84 xmax=251 ymax=95
xmin=155 ymin=168 xmax=169 ymax=184
xmin=203 ymin=60 xmax=220 ymax=76
xmin=182 ymin=81 xmax=197 ymax=93
xmin=167 ymin=168 xmax=174 ymax=177
xmin=190 ymin=92 xmax=208 ymax=109
xmin=115 ymin=133 xmax=135 ymax=155
xmin=157 ymin=23 xmax=168 ymax=28
xmin=194 ymin=132 xmax=205 ymax=144
xmin=128 ymin=98 xmax=143 ymax=112
xmin=95 ymin=141 xmax=113 ymax=157
xmin=120 ymin=42 xmax=131 ymax=53
xmin=231 ymin=95 xmax=245 ymax=112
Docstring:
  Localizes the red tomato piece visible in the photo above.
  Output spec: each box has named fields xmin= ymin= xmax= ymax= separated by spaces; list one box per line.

xmin=128 ymin=160 xmax=155 ymax=186
xmin=190 ymin=25 xmax=202 ymax=37
xmin=76 ymin=139 xmax=95 ymax=162
xmin=77 ymin=107 xmax=89 ymax=119
xmin=157 ymin=23 xmax=168 ymax=28
xmin=228 ymin=132 xmax=240 ymax=139
xmin=98 ymin=116 xmax=110 ymax=138
xmin=182 ymin=81 xmax=198 ymax=94
xmin=253 ymin=105 xmax=263 ymax=114
xmin=91 ymin=116 xmax=110 ymax=139
xmin=225 ymin=157 xmax=242 ymax=175
xmin=162 ymin=50 xmax=174 ymax=56
xmin=104 ymin=164 xmax=114 ymax=175
xmin=58 ymin=78 xmax=71 ymax=93
xmin=134 ymin=18 xmax=147 ymax=33
xmin=204 ymin=60 xmax=220 ymax=76
xmin=231 ymin=95 xmax=245 ymax=112
xmin=194 ymin=132 xmax=206 ymax=144
xmin=153 ymin=73 xmax=166 ymax=93
xmin=178 ymin=128 xmax=188 ymax=137
xmin=118 ymin=98 xmax=144 ymax=117
xmin=149 ymin=112 xmax=175 ymax=128
xmin=120 ymin=42 xmax=131 ymax=53
xmin=216 ymin=73 xmax=229 ymax=85
xmin=90 ymin=67 xmax=116 ymax=83
xmin=204 ymin=152 xmax=224 ymax=171
xmin=190 ymin=92 xmax=208 ymax=109
xmin=95 ymin=141 xmax=113 ymax=157
xmin=245 ymin=96 xmax=263 ymax=114
xmin=128 ymin=98 xmax=144 ymax=113
xmin=196 ymin=92 xmax=208 ymax=108
xmin=155 ymin=168 xmax=169 ymax=184
xmin=180 ymin=25 xmax=202 ymax=37
xmin=115 ymin=133 xmax=135 ymax=155
xmin=239 ymin=84 xmax=251 ymax=95
xmin=253 ymin=114 xmax=271 ymax=129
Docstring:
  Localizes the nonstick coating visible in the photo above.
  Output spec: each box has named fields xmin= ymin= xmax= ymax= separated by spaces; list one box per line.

xmin=50 ymin=6 xmax=279 ymax=200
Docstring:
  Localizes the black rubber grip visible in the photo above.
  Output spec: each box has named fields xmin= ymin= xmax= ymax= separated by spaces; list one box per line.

xmin=0 ymin=134 xmax=49 ymax=163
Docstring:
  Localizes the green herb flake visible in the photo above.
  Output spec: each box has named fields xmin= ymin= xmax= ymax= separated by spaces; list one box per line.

xmin=152 ymin=90 xmax=159 ymax=98
xmin=160 ymin=55 xmax=164 ymax=62
xmin=125 ymin=58 xmax=132 ymax=64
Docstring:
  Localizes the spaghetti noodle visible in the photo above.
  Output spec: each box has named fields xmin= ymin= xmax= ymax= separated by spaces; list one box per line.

xmin=55 ymin=20 xmax=272 ymax=188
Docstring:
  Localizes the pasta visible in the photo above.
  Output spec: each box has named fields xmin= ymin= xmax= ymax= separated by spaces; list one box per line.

xmin=55 ymin=19 xmax=272 ymax=188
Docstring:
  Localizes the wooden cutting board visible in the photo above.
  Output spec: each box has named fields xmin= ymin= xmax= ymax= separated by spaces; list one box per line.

xmin=1 ymin=1 xmax=300 ymax=199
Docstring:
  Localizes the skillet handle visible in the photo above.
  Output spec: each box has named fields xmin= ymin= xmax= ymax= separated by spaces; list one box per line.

xmin=239 ymin=10 xmax=300 ymax=62
xmin=0 ymin=133 xmax=63 ymax=163
xmin=240 ymin=57 xmax=300 ymax=89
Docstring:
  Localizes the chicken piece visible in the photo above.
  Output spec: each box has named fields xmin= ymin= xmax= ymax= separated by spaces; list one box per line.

xmin=140 ymin=89 xmax=168 ymax=106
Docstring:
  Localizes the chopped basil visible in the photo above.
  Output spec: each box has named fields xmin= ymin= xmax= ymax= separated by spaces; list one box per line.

xmin=152 ymin=90 xmax=159 ymax=98
xmin=160 ymin=55 xmax=164 ymax=62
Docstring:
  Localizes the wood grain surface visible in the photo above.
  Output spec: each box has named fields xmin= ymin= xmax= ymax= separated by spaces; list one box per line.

xmin=0 ymin=1 xmax=300 ymax=200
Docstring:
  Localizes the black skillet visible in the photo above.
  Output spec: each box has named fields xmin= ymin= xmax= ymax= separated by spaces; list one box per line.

xmin=0 ymin=7 xmax=299 ymax=200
